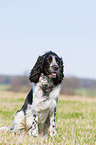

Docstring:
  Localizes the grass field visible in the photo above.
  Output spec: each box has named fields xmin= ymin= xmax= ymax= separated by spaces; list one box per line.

xmin=0 ymin=91 xmax=96 ymax=145
xmin=0 ymin=85 xmax=10 ymax=92
xmin=75 ymin=88 xmax=96 ymax=97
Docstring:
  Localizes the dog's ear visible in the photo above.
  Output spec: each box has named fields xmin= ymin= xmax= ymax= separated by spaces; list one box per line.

xmin=53 ymin=57 xmax=64 ymax=85
xmin=59 ymin=57 xmax=64 ymax=79
xmin=29 ymin=56 xmax=44 ymax=83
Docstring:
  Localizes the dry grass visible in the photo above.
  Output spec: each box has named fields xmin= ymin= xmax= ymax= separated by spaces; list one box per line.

xmin=59 ymin=95 xmax=96 ymax=102
xmin=0 ymin=91 xmax=96 ymax=145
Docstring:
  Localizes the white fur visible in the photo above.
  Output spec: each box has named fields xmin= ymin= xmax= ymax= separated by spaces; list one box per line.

xmin=14 ymin=110 xmax=25 ymax=133
xmin=31 ymin=74 xmax=61 ymax=123
xmin=0 ymin=127 xmax=10 ymax=131
xmin=25 ymin=74 xmax=61 ymax=136
xmin=0 ymin=74 xmax=61 ymax=136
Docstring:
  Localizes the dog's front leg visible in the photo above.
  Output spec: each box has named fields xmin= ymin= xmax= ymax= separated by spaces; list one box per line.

xmin=49 ymin=110 xmax=57 ymax=137
xmin=31 ymin=114 xmax=38 ymax=136
xmin=27 ymin=113 xmax=38 ymax=137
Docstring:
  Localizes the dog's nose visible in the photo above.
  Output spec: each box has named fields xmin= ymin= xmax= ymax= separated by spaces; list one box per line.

xmin=53 ymin=65 xmax=58 ymax=71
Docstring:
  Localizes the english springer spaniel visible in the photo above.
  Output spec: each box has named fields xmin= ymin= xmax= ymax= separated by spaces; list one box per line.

xmin=1 ymin=51 xmax=64 ymax=137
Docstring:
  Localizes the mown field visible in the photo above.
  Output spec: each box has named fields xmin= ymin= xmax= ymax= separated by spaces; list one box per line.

xmin=0 ymin=91 xmax=96 ymax=145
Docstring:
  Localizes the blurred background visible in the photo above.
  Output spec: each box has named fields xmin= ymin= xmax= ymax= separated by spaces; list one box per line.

xmin=0 ymin=0 xmax=96 ymax=97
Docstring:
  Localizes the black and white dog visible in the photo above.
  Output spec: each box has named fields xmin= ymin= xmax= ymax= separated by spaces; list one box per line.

xmin=1 ymin=51 xmax=64 ymax=137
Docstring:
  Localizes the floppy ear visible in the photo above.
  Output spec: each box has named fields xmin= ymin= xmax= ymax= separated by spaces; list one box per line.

xmin=59 ymin=57 xmax=64 ymax=79
xmin=53 ymin=57 xmax=64 ymax=85
xmin=29 ymin=56 xmax=44 ymax=83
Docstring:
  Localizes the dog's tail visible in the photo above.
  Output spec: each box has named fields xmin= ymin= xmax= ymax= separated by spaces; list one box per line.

xmin=0 ymin=126 xmax=13 ymax=131
xmin=0 ymin=127 xmax=10 ymax=130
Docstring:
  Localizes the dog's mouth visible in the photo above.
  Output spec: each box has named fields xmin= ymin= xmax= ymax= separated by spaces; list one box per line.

xmin=48 ymin=72 xmax=57 ymax=78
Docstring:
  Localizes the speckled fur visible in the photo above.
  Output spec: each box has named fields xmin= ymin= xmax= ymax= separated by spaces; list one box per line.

xmin=13 ymin=74 xmax=61 ymax=136
xmin=0 ymin=51 xmax=64 ymax=136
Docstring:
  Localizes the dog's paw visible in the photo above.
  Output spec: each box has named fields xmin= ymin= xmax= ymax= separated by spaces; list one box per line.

xmin=28 ymin=128 xmax=38 ymax=137
xmin=50 ymin=130 xmax=57 ymax=137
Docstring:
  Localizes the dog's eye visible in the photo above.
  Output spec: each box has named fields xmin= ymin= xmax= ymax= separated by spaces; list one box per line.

xmin=48 ymin=56 xmax=52 ymax=63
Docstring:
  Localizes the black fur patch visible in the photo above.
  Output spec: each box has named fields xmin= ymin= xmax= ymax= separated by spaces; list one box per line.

xmin=21 ymin=89 xmax=33 ymax=113
xmin=41 ymin=84 xmax=53 ymax=96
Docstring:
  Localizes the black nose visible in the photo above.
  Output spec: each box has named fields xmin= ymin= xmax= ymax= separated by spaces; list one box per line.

xmin=53 ymin=65 xmax=58 ymax=71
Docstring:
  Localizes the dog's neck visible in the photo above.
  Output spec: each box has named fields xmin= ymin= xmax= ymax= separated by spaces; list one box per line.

xmin=36 ymin=73 xmax=56 ymax=97
xmin=39 ymin=73 xmax=55 ymax=86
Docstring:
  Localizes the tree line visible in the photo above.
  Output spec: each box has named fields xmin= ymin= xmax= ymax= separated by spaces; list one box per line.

xmin=0 ymin=75 xmax=96 ymax=95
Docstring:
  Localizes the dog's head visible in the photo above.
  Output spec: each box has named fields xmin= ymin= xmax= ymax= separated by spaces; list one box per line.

xmin=29 ymin=51 xmax=64 ymax=85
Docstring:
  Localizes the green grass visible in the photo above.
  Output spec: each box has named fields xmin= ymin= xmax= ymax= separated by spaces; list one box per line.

xmin=75 ymin=88 xmax=96 ymax=97
xmin=0 ymin=93 xmax=96 ymax=144
xmin=0 ymin=84 xmax=10 ymax=91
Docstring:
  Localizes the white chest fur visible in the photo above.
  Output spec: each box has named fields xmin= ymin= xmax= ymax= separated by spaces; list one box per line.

xmin=32 ymin=74 xmax=61 ymax=123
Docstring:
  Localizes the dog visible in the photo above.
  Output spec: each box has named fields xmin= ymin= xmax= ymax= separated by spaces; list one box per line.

xmin=1 ymin=51 xmax=64 ymax=137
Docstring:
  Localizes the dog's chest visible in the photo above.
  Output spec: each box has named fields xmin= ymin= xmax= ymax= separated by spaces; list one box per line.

xmin=32 ymin=75 xmax=61 ymax=114
xmin=40 ymin=84 xmax=53 ymax=96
